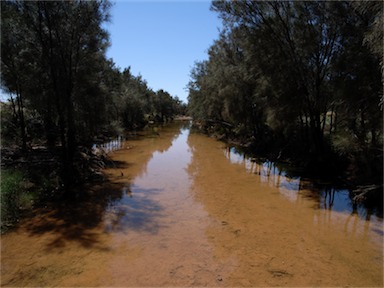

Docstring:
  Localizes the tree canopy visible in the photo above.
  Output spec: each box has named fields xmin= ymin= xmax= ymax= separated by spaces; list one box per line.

xmin=1 ymin=0 xmax=185 ymax=191
xmin=188 ymin=0 xmax=383 ymax=183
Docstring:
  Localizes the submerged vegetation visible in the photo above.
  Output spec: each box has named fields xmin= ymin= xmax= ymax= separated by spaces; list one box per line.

xmin=187 ymin=1 xmax=383 ymax=201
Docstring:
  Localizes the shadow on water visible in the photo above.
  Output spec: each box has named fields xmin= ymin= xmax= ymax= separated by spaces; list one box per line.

xmin=22 ymin=122 xmax=186 ymax=251
xmin=223 ymin=146 xmax=383 ymax=222
xmin=23 ymin=181 xmax=165 ymax=252
xmin=22 ymin=182 xmax=122 ymax=251
xmin=104 ymin=184 xmax=165 ymax=234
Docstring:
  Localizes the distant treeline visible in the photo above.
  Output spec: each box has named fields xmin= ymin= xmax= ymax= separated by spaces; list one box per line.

xmin=1 ymin=0 xmax=186 ymax=191
xmin=187 ymin=1 xmax=383 ymax=185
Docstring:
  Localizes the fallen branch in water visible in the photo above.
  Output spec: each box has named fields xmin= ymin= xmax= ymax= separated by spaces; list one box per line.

xmin=351 ymin=184 xmax=383 ymax=203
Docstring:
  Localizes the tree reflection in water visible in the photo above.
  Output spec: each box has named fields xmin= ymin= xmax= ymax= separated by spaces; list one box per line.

xmin=223 ymin=146 xmax=383 ymax=222
xmin=22 ymin=123 xmax=185 ymax=250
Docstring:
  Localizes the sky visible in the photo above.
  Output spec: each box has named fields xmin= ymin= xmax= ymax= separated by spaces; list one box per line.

xmin=0 ymin=1 xmax=222 ymax=103
xmin=104 ymin=0 xmax=223 ymax=103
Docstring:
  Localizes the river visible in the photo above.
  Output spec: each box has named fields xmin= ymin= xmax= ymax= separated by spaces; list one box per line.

xmin=1 ymin=121 xmax=383 ymax=286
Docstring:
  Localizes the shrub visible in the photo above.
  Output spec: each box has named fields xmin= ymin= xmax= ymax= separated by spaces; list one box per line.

xmin=1 ymin=170 xmax=29 ymax=230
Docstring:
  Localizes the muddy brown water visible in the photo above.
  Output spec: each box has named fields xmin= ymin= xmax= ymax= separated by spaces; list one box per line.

xmin=1 ymin=122 xmax=383 ymax=287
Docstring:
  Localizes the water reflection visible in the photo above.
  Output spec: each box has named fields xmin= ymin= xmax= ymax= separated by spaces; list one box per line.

xmin=189 ymin=131 xmax=383 ymax=270
xmin=104 ymin=183 xmax=165 ymax=234
xmin=3 ymin=122 xmax=382 ymax=287
xmin=103 ymin=121 xmax=192 ymax=234
xmin=18 ymin=123 xmax=186 ymax=250
xmin=22 ymin=182 xmax=127 ymax=250
xmin=93 ymin=136 xmax=124 ymax=153
xmin=223 ymin=146 xmax=383 ymax=223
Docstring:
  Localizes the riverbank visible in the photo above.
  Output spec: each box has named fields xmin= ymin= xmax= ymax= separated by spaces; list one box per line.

xmin=2 ymin=121 xmax=382 ymax=286
xmin=0 ymin=120 xmax=190 ymax=232
xmin=0 ymin=144 xmax=113 ymax=232
xmin=191 ymin=119 xmax=383 ymax=212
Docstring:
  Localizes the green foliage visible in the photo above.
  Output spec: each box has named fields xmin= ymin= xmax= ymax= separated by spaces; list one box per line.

xmin=0 ymin=103 xmax=19 ymax=147
xmin=0 ymin=170 xmax=31 ymax=229
xmin=188 ymin=0 xmax=383 ymax=182
xmin=1 ymin=0 xmax=186 ymax=193
xmin=0 ymin=168 xmax=61 ymax=231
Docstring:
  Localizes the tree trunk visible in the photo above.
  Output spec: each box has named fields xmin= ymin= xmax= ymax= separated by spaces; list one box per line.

xmin=329 ymin=105 xmax=335 ymax=134
xmin=309 ymin=110 xmax=324 ymax=160
xmin=44 ymin=95 xmax=56 ymax=150
xmin=16 ymin=87 xmax=27 ymax=153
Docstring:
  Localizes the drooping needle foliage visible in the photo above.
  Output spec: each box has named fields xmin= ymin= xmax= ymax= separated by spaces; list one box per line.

xmin=1 ymin=0 xmax=186 ymax=191
xmin=187 ymin=1 xmax=383 ymax=183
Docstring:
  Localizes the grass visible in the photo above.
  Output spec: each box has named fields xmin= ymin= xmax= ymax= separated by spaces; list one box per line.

xmin=1 ymin=169 xmax=35 ymax=232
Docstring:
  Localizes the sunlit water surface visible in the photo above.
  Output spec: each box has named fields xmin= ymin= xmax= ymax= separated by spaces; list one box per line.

xmin=1 ymin=122 xmax=382 ymax=287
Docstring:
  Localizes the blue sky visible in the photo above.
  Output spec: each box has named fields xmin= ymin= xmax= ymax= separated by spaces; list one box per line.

xmin=0 ymin=1 xmax=221 ymax=103
xmin=105 ymin=0 xmax=222 ymax=103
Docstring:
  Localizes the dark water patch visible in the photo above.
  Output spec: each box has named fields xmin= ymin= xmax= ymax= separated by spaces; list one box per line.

xmin=21 ymin=178 xmax=167 ymax=251
xmin=104 ymin=184 xmax=165 ymax=234
xmin=224 ymin=146 xmax=383 ymax=222
xmin=22 ymin=182 xmax=124 ymax=249
xmin=372 ymin=228 xmax=384 ymax=236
